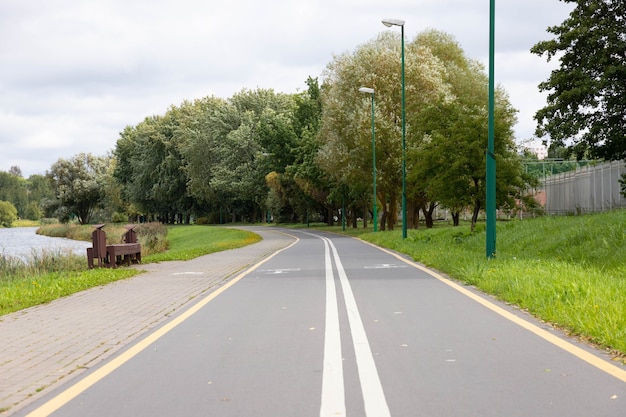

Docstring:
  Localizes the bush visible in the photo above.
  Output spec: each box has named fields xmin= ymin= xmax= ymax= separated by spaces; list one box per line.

xmin=111 ymin=212 xmax=127 ymax=223
xmin=24 ymin=201 xmax=42 ymax=221
xmin=135 ymin=222 xmax=168 ymax=256
xmin=0 ymin=201 xmax=18 ymax=227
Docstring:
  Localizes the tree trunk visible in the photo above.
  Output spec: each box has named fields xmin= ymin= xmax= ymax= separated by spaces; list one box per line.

xmin=422 ymin=202 xmax=436 ymax=228
xmin=471 ymin=178 xmax=481 ymax=231
xmin=363 ymin=202 xmax=368 ymax=229
xmin=471 ymin=200 xmax=481 ymax=232
xmin=451 ymin=211 xmax=460 ymax=226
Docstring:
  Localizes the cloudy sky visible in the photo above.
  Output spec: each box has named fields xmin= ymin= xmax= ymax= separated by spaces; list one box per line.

xmin=0 ymin=0 xmax=574 ymax=177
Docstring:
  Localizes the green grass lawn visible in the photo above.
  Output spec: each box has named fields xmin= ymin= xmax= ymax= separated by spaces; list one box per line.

xmin=144 ymin=225 xmax=261 ymax=262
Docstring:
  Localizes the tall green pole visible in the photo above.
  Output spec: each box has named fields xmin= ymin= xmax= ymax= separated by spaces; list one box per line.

xmin=400 ymin=23 xmax=407 ymax=239
xmin=486 ymin=0 xmax=496 ymax=258
xmin=382 ymin=19 xmax=407 ymax=238
xmin=360 ymin=87 xmax=378 ymax=232
xmin=342 ymin=189 xmax=346 ymax=231
xmin=371 ymin=93 xmax=378 ymax=232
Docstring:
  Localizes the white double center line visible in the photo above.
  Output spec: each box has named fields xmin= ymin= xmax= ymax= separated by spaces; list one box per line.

xmin=319 ymin=236 xmax=391 ymax=417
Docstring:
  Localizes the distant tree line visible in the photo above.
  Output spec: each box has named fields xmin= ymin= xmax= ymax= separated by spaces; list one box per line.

xmin=0 ymin=30 xmax=535 ymax=228
xmin=5 ymin=3 xmax=624 ymax=227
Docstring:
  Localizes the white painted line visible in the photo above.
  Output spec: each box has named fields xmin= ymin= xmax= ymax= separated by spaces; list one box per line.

xmin=327 ymin=237 xmax=391 ymax=417
xmin=363 ymin=264 xmax=407 ymax=269
xmin=319 ymin=238 xmax=346 ymax=417
xmin=261 ymin=268 xmax=302 ymax=274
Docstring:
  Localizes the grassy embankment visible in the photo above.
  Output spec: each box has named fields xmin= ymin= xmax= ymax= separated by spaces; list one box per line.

xmin=0 ymin=224 xmax=260 ymax=316
xmin=345 ymin=210 xmax=625 ymax=356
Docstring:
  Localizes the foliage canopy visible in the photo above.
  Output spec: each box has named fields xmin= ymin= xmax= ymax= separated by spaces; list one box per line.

xmin=531 ymin=0 xmax=626 ymax=161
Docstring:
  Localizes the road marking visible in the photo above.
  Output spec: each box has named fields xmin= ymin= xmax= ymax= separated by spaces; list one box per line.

xmin=365 ymin=241 xmax=626 ymax=385
xmin=364 ymin=263 xmax=407 ymax=269
xmin=24 ymin=237 xmax=300 ymax=417
xmin=319 ymin=238 xmax=346 ymax=417
xmin=260 ymin=268 xmax=302 ymax=274
xmin=324 ymin=237 xmax=391 ymax=417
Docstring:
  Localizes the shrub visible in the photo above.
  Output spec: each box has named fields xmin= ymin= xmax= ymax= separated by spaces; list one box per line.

xmin=0 ymin=201 xmax=18 ymax=227
xmin=111 ymin=212 xmax=127 ymax=223
xmin=135 ymin=222 xmax=168 ymax=256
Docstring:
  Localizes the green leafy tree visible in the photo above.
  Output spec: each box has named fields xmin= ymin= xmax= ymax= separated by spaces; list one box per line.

xmin=179 ymin=90 xmax=296 ymax=223
xmin=47 ymin=153 xmax=110 ymax=224
xmin=319 ymin=32 xmax=450 ymax=230
xmin=0 ymin=201 xmax=18 ymax=227
xmin=0 ymin=171 xmax=28 ymax=217
xmin=410 ymin=30 xmax=527 ymax=229
xmin=24 ymin=201 xmax=42 ymax=221
xmin=531 ymin=0 xmax=626 ymax=161
xmin=283 ymin=78 xmax=333 ymax=225
xmin=115 ymin=108 xmax=195 ymax=224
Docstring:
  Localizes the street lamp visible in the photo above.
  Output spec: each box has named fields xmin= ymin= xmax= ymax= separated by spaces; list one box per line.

xmin=359 ymin=87 xmax=378 ymax=232
xmin=382 ymin=18 xmax=407 ymax=239
xmin=486 ymin=1 xmax=496 ymax=258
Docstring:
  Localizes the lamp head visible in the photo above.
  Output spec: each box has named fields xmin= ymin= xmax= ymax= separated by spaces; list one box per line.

xmin=382 ymin=18 xmax=405 ymax=27
xmin=359 ymin=87 xmax=375 ymax=94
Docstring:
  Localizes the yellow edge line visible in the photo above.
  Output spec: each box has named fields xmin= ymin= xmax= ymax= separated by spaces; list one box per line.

xmin=362 ymin=240 xmax=626 ymax=384
xmin=27 ymin=235 xmax=300 ymax=417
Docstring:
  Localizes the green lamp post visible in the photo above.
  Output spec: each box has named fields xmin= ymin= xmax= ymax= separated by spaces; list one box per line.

xmin=359 ymin=87 xmax=378 ymax=232
xmin=382 ymin=18 xmax=407 ymax=239
xmin=486 ymin=0 xmax=496 ymax=258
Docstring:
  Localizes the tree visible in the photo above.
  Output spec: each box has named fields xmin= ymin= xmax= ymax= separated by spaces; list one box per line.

xmin=410 ymin=30 xmax=527 ymax=229
xmin=282 ymin=77 xmax=333 ymax=225
xmin=178 ymin=89 xmax=299 ymax=223
xmin=0 ymin=171 xmax=28 ymax=218
xmin=47 ymin=153 xmax=110 ymax=224
xmin=0 ymin=201 xmax=18 ymax=227
xmin=9 ymin=166 xmax=22 ymax=177
xmin=531 ymin=0 xmax=626 ymax=161
xmin=318 ymin=32 xmax=449 ymax=230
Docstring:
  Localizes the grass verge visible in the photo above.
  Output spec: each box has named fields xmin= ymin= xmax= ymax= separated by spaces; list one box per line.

xmin=143 ymin=226 xmax=261 ymax=262
xmin=0 ymin=267 xmax=138 ymax=315
xmin=355 ymin=210 xmax=626 ymax=355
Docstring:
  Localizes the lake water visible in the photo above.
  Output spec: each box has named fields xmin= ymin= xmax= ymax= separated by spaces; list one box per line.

xmin=0 ymin=227 xmax=92 ymax=260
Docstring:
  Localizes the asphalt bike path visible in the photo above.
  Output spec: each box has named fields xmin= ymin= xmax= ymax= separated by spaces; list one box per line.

xmin=9 ymin=228 xmax=626 ymax=416
xmin=0 ymin=227 xmax=293 ymax=415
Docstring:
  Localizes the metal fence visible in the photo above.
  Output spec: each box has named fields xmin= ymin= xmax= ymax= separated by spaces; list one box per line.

xmin=541 ymin=160 xmax=626 ymax=214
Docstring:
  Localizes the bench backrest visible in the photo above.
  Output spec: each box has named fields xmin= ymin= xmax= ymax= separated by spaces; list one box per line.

xmin=91 ymin=228 xmax=107 ymax=258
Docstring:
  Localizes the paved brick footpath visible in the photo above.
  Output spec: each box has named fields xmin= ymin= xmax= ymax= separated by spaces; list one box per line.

xmin=0 ymin=227 xmax=294 ymax=415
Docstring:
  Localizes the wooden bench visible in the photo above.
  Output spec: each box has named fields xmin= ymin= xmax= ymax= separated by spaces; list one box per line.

xmin=106 ymin=243 xmax=141 ymax=268
xmin=87 ymin=224 xmax=107 ymax=269
xmin=87 ymin=224 xmax=141 ymax=269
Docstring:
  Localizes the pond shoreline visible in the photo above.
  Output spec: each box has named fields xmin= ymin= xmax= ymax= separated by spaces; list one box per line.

xmin=0 ymin=227 xmax=91 ymax=260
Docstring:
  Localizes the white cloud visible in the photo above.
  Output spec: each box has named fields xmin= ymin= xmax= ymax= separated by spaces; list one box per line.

xmin=0 ymin=0 xmax=574 ymax=176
